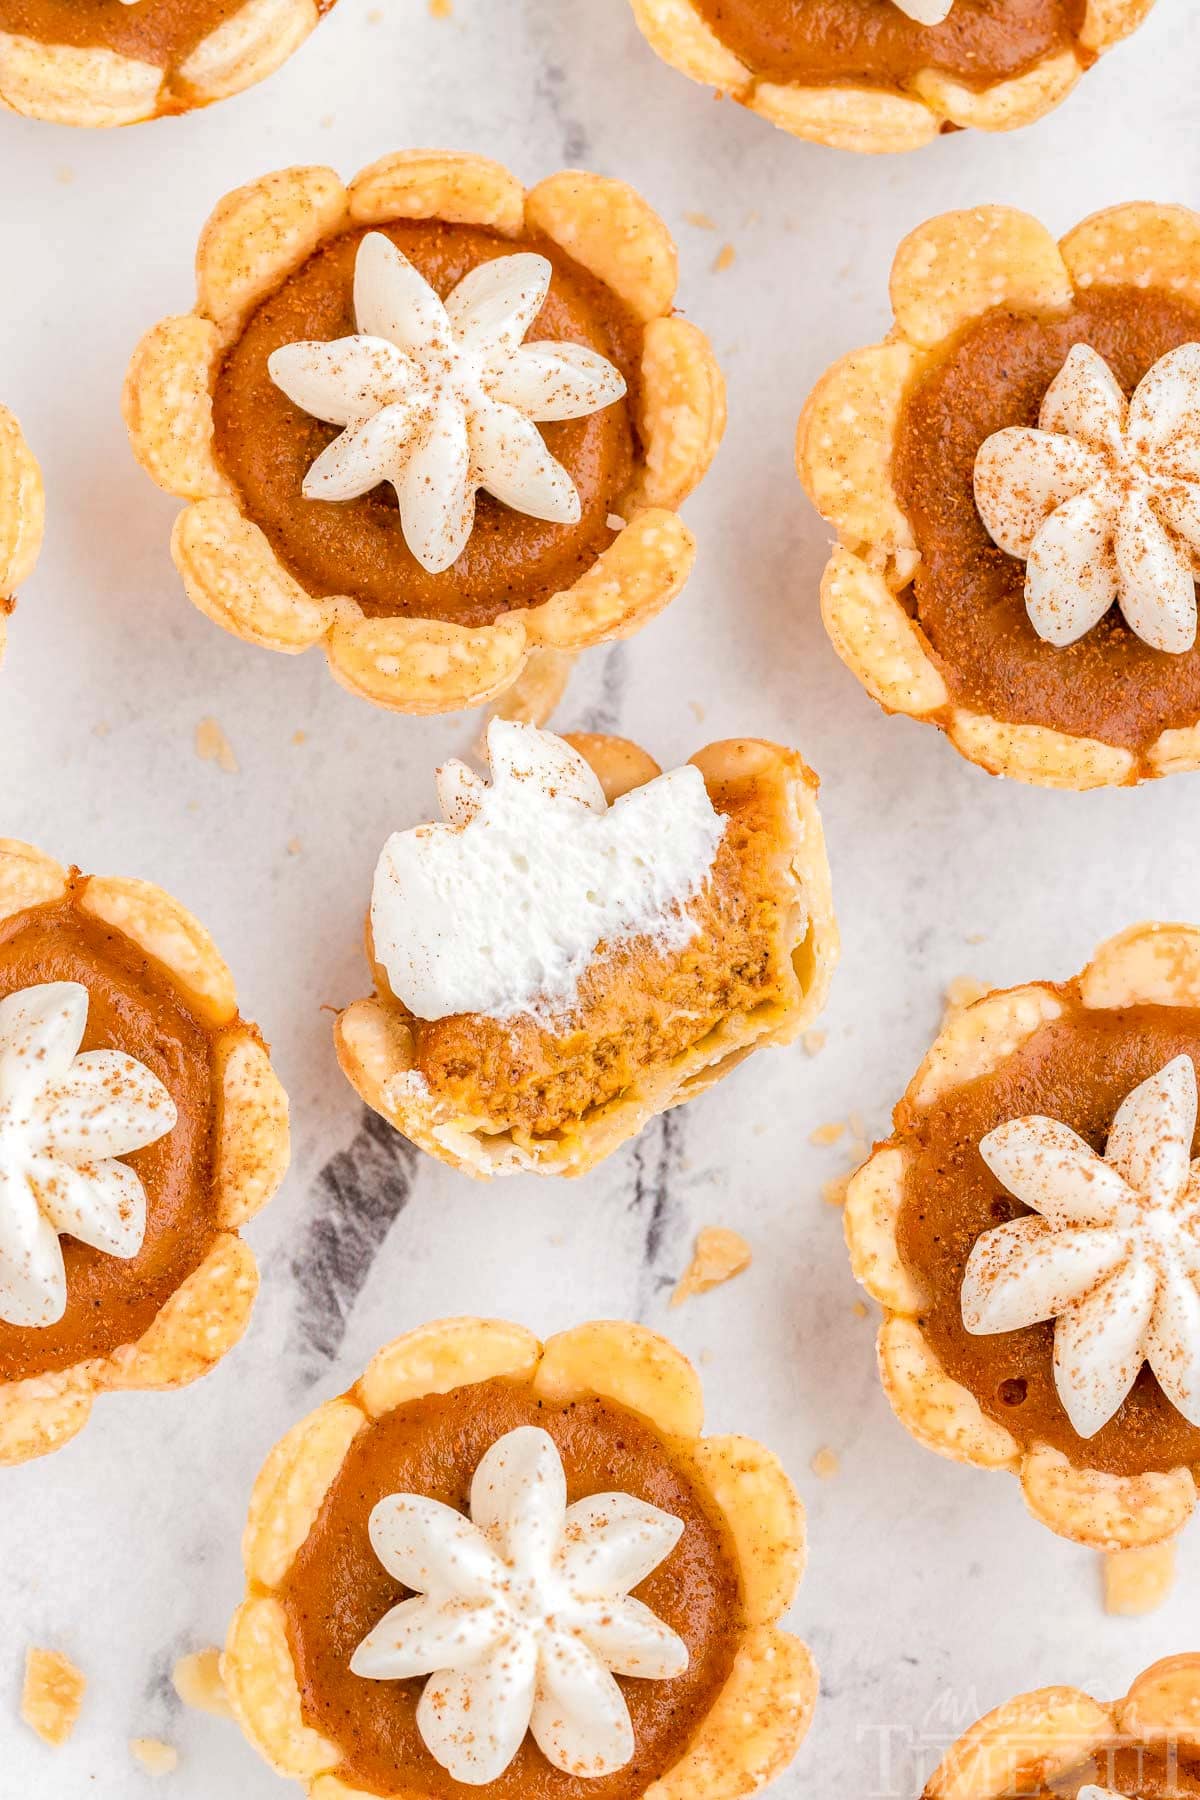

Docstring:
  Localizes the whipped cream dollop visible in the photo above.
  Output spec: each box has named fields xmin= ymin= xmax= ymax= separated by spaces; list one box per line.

xmin=962 ymin=1056 xmax=1200 ymax=1440
xmin=351 ymin=1424 xmax=688 ymax=1784
xmin=371 ymin=720 xmax=726 ymax=1025
xmin=1078 ymin=1790 xmax=1134 ymax=1800
xmin=0 ymin=982 xmax=177 ymax=1327
xmin=974 ymin=342 xmax=1200 ymax=654
xmin=268 ymin=233 xmax=627 ymax=575
xmin=892 ymin=0 xmax=953 ymax=20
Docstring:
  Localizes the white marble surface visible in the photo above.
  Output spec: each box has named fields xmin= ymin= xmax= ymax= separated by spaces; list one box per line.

xmin=2 ymin=1 xmax=1199 ymax=1793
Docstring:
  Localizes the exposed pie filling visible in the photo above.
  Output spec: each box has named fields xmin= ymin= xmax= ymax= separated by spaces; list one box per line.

xmin=690 ymin=0 xmax=1086 ymax=91
xmin=0 ymin=889 xmax=218 ymax=1383
xmin=211 ymin=221 xmax=643 ymax=629
xmin=894 ymin=286 xmax=1200 ymax=754
xmin=0 ymin=0 xmax=330 ymax=66
xmin=409 ymin=764 xmax=800 ymax=1137
xmin=282 ymin=1378 xmax=741 ymax=1800
xmin=895 ymin=996 xmax=1200 ymax=1478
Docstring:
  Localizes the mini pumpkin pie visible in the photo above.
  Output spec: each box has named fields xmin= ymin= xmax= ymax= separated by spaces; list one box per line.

xmin=845 ymin=921 xmax=1200 ymax=1553
xmin=0 ymin=405 xmax=44 ymax=671
xmin=0 ymin=838 xmax=288 ymax=1465
xmin=628 ymin=0 xmax=1155 ymax=153
xmin=922 ymin=1654 xmax=1200 ymax=1800
xmin=224 ymin=1315 xmax=816 ymax=1800
xmin=797 ymin=202 xmax=1200 ymax=789
xmin=334 ymin=720 xmax=837 ymax=1178
xmin=0 ymin=0 xmax=336 ymax=126
xmin=124 ymin=152 xmax=724 ymax=719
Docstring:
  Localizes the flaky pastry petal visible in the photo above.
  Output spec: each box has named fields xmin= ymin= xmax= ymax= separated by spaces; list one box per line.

xmin=0 ymin=405 xmax=45 ymax=600
xmin=0 ymin=1363 xmax=102 ymax=1466
xmin=195 ymin=166 xmax=350 ymax=333
xmin=819 ymin=549 xmax=946 ymax=716
xmin=910 ymin=49 xmax=1082 ymax=133
xmin=213 ymin=1028 xmax=291 ymax=1228
xmin=534 ymin=1320 xmax=705 ymax=1439
xmin=1019 ymin=1446 xmax=1197 ymax=1551
xmin=924 ymin=1686 xmax=1114 ymax=1800
xmin=628 ymin=317 xmax=727 ymax=512
xmin=627 ymin=0 xmax=751 ymax=88
xmin=243 ymin=1398 xmax=368 ymax=1588
xmin=347 ymin=149 xmax=524 ymax=234
xmin=905 ymin=984 xmax=1062 ymax=1109
xmin=525 ymin=510 xmax=695 ymax=652
xmin=0 ymin=839 xmax=66 ymax=924
xmin=78 ymin=872 xmax=238 ymax=1027
xmin=947 ymin=712 xmax=1135 ymax=790
xmin=689 ymin=1436 xmax=805 ymax=1626
xmin=525 ymin=171 xmax=678 ymax=324
xmin=796 ymin=343 xmax=924 ymax=556
xmin=103 ymin=1232 xmax=259 ymax=1391
xmin=325 ymin=613 xmax=529 ymax=714
xmin=1079 ymin=920 xmax=1200 ymax=1011
xmin=748 ymin=83 xmax=940 ymax=154
xmin=172 ymin=500 xmax=349 ymax=653
xmin=1061 ymin=200 xmax=1200 ymax=304
xmin=357 ymin=1317 xmax=542 ymax=1421
xmin=878 ymin=1317 xmax=1020 ymax=1470
xmin=889 ymin=207 xmax=1072 ymax=350
xmin=178 ymin=0 xmax=318 ymax=106
xmin=0 ymin=33 xmax=160 ymax=125
xmin=1081 ymin=0 xmax=1159 ymax=48
xmin=645 ymin=1629 xmax=818 ymax=1800
xmin=121 ymin=316 xmax=232 ymax=503
xmin=843 ymin=1146 xmax=927 ymax=1314
xmin=1118 ymin=1654 xmax=1200 ymax=1749
xmin=224 ymin=1597 xmax=341 ymax=1782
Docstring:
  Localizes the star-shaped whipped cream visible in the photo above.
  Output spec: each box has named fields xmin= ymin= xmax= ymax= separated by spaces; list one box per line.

xmin=351 ymin=1424 xmax=688 ymax=1784
xmin=893 ymin=0 xmax=953 ymax=20
xmin=974 ymin=342 xmax=1200 ymax=654
xmin=267 ymin=233 xmax=627 ymax=575
xmin=962 ymin=1056 xmax=1200 ymax=1440
xmin=0 ymin=982 xmax=177 ymax=1327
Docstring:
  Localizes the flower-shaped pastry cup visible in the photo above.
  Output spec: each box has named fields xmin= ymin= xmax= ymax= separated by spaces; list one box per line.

xmin=124 ymin=151 xmax=725 ymax=717
xmin=628 ymin=1 xmax=1154 ymax=153
xmin=797 ymin=201 xmax=1200 ymax=789
xmin=334 ymin=733 xmax=838 ymax=1179
xmin=0 ymin=405 xmax=44 ymax=668
xmin=224 ymin=1316 xmax=817 ymax=1800
xmin=845 ymin=921 xmax=1200 ymax=1552
xmin=922 ymin=1654 xmax=1200 ymax=1799
xmin=0 ymin=0 xmax=333 ymax=126
xmin=0 ymin=839 xmax=289 ymax=1465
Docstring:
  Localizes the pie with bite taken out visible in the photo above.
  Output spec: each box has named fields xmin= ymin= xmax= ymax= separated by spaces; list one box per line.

xmin=845 ymin=921 xmax=1200 ymax=1552
xmin=123 ymin=151 xmax=725 ymax=720
xmin=333 ymin=722 xmax=838 ymax=1179
xmin=628 ymin=0 xmax=1156 ymax=153
xmin=0 ymin=405 xmax=44 ymax=672
xmin=922 ymin=1655 xmax=1200 ymax=1800
xmin=798 ymin=203 xmax=1200 ymax=788
xmin=0 ymin=838 xmax=288 ymax=1464
xmin=0 ymin=0 xmax=337 ymax=126
xmin=223 ymin=1316 xmax=816 ymax=1800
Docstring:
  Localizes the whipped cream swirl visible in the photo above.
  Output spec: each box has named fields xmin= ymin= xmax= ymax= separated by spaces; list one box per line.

xmin=0 ymin=982 xmax=177 ymax=1327
xmin=371 ymin=720 xmax=726 ymax=1025
xmin=974 ymin=342 xmax=1200 ymax=654
xmin=351 ymin=1425 xmax=688 ymax=1784
xmin=268 ymin=233 xmax=627 ymax=574
xmin=962 ymin=1056 xmax=1200 ymax=1439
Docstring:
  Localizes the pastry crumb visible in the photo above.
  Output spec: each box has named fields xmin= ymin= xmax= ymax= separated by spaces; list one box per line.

xmin=171 ymin=1647 xmax=231 ymax=1717
xmin=195 ymin=716 xmax=238 ymax=774
xmin=684 ymin=209 xmax=716 ymax=230
xmin=92 ymin=720 xmax=111 ymax=738
xmin=688 ymin=700 xmax=706 ymax=722
xmin=55 ymin=165 xmax=74 ymax=185
xmin=429 ymin=0 xmax=452 ymax=13
xmin=803 ymin=1030 xmax=826 ymax=1057
xmin=853 ymin=1300 xmax=869 ymax=1319
xmin=811 ymin=1447 xmax=840 ymax=1479
xmin=942 ymin=975 xmax=989 ymax=1025
xmin=292 ymin=729 xmax=307 ymax=745
xmin=130 ymin=1738 xmax=178 ymax=1776
xmin=809 ymin=1121 xmax=845 ymax=1146
xmin=21 ymin=1648 xmax=86 ymax=1747
xmin=670 ymin=1227 xmax=751 ymax=1307
xmin=606 ymin=512 xmax=627 ymax=531
xmin=964 ymin=931 xmax=988 ymax=945
xmin=1103 ymin=1543 xmax=1176 ymax=1616
xmin=286 ymin=836 xmax=303 ymax=857
xmin=713 ymin=243 xmax=736 ymax=273
xmin=822 ymin=1173 xmax=851 ymax=1208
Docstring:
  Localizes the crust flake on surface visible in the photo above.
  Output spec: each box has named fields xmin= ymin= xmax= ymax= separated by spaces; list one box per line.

xmin=21 ymin=1647 xmax=86 ymax=1746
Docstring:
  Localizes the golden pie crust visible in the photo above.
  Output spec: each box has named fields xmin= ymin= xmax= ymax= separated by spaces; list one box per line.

xmin=0 ymin=838 xmax=289 ymax=1465
xmin=334 ymin=733 xmax=838 ymax=1179
xmin=845 ymin=921 xmax=1200 ymax=1552
xmin=797 ymin=201 xmax=1200 ymax=788
xmin=223 ymin=1315 xmax=817 ymax=1800
xmin=0 ymin=0 xmax=333 ymax=126
xmin=0 ymin=404 xmax=44 ymax=670
xmin=123 ymin=151 xmax=725 ymax=718
xmin=630 ymin=0 xmax=1155 ymax=152
xmin=922 ymin=1654 xmax=1200 ymax=1800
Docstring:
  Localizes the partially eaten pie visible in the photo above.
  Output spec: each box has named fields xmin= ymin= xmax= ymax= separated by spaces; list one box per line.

xmin=0 ymin=0 xmax=336 ymax=125
xmin=224 ymin=1315 xmax=816 ymax=1800
xmin=798 ymin=202 xmax=1200 ymax=787
xmin=628 ymin=0 xmax=1156 ymax=152
xmin=923 ymin=1654 xmax=1200 ymax=1800
xmin=845 ymin=921 xmax=1200 ymax=1551
xmin=0 ymin=838 xmax=289 ymax=1463
xmin=0 ymin=404 xmax=44 ymax=671
xmin=334 ymin=722 xmax=838 ymax=1178
xmin=124 ymin=151 xmax=724 ymax=717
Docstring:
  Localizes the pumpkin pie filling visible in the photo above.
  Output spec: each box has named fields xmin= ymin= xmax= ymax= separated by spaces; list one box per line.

xmin=211 ymin=221 xmax=643 ymax=629
xmin=282 ymin=1377 xmax=742 ymax=1800
xmin=689 ymin=0 xmax=1085 ymax=91
xmin=1031 ymin=1747 xmax=1200 ymax=1797
xmin=0 ymin=0 xmax=290 ymax=65
xmin=893 ymin=286 xmax=1200 ymax=753
xmin=410 ymin=769 xmax=798 ymax=1137
xmin=0 ymin=890 xmax=217 ymax=1383
xmin=894 ymin=997 xmax=1200 ymax=1478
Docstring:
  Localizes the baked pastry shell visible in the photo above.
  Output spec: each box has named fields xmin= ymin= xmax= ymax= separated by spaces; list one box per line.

xmin=0 ymin=404 xmax=45 ymax=669
xmin=797 ymin=201 xmax=1200 ymax=788
xmin=334 ymin=732 xmax=839 ymax=1179
xmin=628 ymin=0 xmax=1154 ymax=152
xmin=0 ymin=838 xmax=290 ymax=1464
xmin=922 ymin=1653 xmax=1200 ymax=1799
xmin=0 ymin=0 xmax=328 ymax=126
xmin=223 ymin=1315 xmax=817 ymax=1800
xmin=844 ymin=920 xmax=1200 ymax=1551
xmin=123 ymin=151 xmax=726 ymax=717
